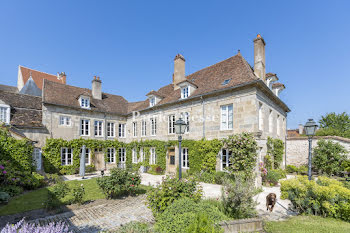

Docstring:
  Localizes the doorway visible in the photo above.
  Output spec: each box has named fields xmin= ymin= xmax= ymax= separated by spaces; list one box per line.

xmin=167 ymin=148 xmax=176 ymax=174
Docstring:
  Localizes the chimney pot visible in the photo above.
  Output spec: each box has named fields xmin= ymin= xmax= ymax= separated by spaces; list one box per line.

xmin=173 ymin=54 xmax=186 ymax=90
xmin=254 ymin=34 xmax=266 ymax=81
xmin=92 ymin=76 xmax=102 ymax=100
xmin=298 ymin=124 xmax=304 ymax=135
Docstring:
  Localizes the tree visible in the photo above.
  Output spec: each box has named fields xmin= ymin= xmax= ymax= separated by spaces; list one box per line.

xmin=312 ymin=139 xmax=348 ymax=176
xmin=316 ymin=112 xmax=350 ymax=138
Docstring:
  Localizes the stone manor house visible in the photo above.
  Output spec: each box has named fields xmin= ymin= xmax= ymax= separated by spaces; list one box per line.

xmin=0 ymin=35 xmax=289 ymax=174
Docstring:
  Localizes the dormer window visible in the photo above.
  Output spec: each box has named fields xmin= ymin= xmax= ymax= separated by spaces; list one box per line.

xmin=0 ymin=104 xmax=10 ymax=124
xmin=181 ymin=86 xmax=189 ymax=99
xmin=150 ymin=97 xmax=156 ymax=107
xmin=79 ymin=96 xmax=90 ymax=109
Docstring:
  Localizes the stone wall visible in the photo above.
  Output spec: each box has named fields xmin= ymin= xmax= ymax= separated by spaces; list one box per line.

xmin=286 ymin=136 xmax=350 ymax=167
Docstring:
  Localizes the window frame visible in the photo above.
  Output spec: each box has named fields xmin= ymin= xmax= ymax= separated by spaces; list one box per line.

xmin=79 ymin=96 xmax=90 ymax=109
xmin=149 ymin=148 xmax=156 ymax=165
xmin=220 ymin=104 xmax=233 ymax=130
xmin=107 ymin=122 xmax=115 ymax=138
xmin=182 ymin=148 xmax=189 ymax=168
xmin=151 ymin=117 xmax=157 ymax=136
xmin=118 ymin=123 xmax=126 ymax=138
xmin=132 ymin=148 xmax=138 ymax=164
xmin=181 ymin=112 xmax=189 ymax=133
xmin=107 ymin=148 xmax=116 ymax=164
xmin=119 ymin=147 xmax=126 ymax=164
xmin=221 ymin=149 xmax=232 ymax=170
xmin=0 ymin=104 xmax=10 ymax=124
xmin=150 ymin=97 xmax=156 ymax=107
xmin=80 ymin=119 xmax=90 ymax=136
xmin=168 ymin=115 xmax=175 ymax=134
xmin=132 ymin=122 xmax=137 ymax=137
xmin=94 ymin=120 xmax=103 ymax=137
xmin=61 ymin=147 xmax=73 ymax=166
xmin=181 ymin=86 xmax=189 ymax=99
xmin=59 ymin=116 xmax=71 ymax=126
xmin=141 ymin=120 xmax=147 ymax=137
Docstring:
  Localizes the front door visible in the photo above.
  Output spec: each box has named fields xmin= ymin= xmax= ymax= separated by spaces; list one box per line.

xmin=167 ymin=148 xmax=176 ymax=174
xmin=33 ymin=148 xmax=42 ymax=171
xmin=94 ymin=149 xmax=105 ymax=171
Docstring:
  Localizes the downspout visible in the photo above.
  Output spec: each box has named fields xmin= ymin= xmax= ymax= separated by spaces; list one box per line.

xmin=285 ymin=116 xmax=288 ymax=168
xmin=200 ymin=95 xmax=205 ymax=139
xmin=104 ymin=113 xmax=107 ymax=170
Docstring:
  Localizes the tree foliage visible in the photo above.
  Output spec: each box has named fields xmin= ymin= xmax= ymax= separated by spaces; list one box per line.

xmin=316 ymin=112 xmax=350 ymax=138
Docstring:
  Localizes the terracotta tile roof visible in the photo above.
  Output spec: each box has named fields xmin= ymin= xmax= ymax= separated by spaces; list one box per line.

xmin=43 ymin=80 xmax=129 ymax=115
xmin=0 ymin=90 xmax=43 ymax=128
xmin=20 ymin=66 xmax=66 ymax=90
xmin=287 ymin=129 xmax=300 ymax=137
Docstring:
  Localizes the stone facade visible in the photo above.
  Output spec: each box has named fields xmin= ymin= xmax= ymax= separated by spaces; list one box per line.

xmin=286 ymin=136 xmax=350 ymax=167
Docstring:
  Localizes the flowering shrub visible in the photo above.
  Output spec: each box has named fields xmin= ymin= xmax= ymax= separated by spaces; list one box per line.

xmin=281 ymin=176 xmax=350 ymax=221
xmin=97 ymin=168 xmax=141 ymax=199
xmin=71 ymin=184 xmax=85 ymax=205
xmin=146 ymin=176 xmax=202 ymax=216
xmin=265 ymin=169 xmax=286 ymax=186
xmin=1 ymin=218 xmax=72 ymax=233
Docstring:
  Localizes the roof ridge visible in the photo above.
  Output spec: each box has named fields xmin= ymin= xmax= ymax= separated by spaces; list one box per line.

xmin=19 ymin=65 xmax=57 ymax=77
xmin=0 ymin=89 xmax=42 ymax=99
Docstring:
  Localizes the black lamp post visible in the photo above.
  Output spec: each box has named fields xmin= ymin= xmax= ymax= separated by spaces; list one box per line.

xmin=175 ymin=118 xmax=188 ymax=180
xmin=304 ymin=119 xmax=318 ymax=181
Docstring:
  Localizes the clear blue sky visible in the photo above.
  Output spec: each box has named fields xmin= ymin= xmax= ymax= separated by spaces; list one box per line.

xmin=0 ymin=0 xmax=349 ymax=129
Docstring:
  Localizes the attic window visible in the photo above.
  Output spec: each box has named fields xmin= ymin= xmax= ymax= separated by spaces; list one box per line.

xmin=150 ymin=97 xmax=156 ymax=107
xmin=80 ymin=96 xmax=90 ymax=109
xmin=222 ymin=79 xmax=231 ymax=86
xmin=181 ymin=86 xmax=189 ymax=99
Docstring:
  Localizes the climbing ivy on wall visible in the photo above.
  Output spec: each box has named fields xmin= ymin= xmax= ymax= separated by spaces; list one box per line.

xmin=42 ymin=138 xmax=223 ymax=175
xmin=266 ymin=137 xmax=284 ymax=169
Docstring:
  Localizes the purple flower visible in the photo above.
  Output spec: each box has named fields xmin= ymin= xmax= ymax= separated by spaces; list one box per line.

xmin=0 ymin=165 xmax=4 ymax=169
xmin=12 ymin=178 xmax=15 ymax=181
xmin=3 ymin=170 xmax=7 ymax=174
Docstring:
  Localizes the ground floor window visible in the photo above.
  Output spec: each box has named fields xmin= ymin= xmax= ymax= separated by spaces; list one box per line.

xmin=149 ymin=148 xmax=156 ymax=165
xmin=107 ymin=148 xmax=116 ymax=164
xmin=80 ymin=147 xmax=91 ymax=165
xmin=182 ymin=148 xmax=189 ymax=168
xmin=221 ymin=149 xmax=232 ymax=170
xmin=32 ymin=148 xmax=42 ymax=170
xmin=119 ymin=148 xmax=126 ymax=168
xmin=139 ymin=148 xmax=145 ymax=162
xmin=61 ymin=148 xmax=72 ymax=165
xmin=132 ymin=148 xmax=138 ymax=164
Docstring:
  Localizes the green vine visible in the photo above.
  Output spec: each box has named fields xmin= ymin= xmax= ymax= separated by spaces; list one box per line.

xmin=266 ymin=137 xmax=284 ymax=169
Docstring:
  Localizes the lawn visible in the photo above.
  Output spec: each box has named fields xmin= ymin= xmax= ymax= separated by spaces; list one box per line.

xmin=0 ymin=178 xmax=151 ymax=216
xmin=264 ymin=215 xmax=350 ymax=233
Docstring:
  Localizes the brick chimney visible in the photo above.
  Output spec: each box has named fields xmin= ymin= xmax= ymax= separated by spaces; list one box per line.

xmin=173 ymin=54 xmax=186 ymax=90
xmin=92 ymin=76 xmax=102 ymax=100
xmin=57 ymin=72 xmax=67 ymax=84
xmin=254 ymin=34 xmax=266 ymax=82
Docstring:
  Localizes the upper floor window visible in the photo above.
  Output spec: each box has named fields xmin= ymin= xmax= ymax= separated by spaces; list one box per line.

xmin=168 ymin=115 xmax=175 ymax=134
xmin=132 ymin=122 xmax=137 ymax=137
xmin=132 ymin=148 xmax=138 ymax=164
xmin=107 ymin=122 xmax=115 ymax=137
xmin=141 ymin=120 xmax=147 ymax=137
xmin=119 ymin=123 xmax=126 ymax=138
xmin=220 ymin=104 xmax=233 ymax=130
xmin=94 ymin=120 xmax=103 ymax=137
xmin=150 ymin=97 xmax=156 ymax=107
xmin=181 ymin=86 xmax=189 ymax=99
xmin=59 ymin=116 xmax=71 ymax=126
xmin=80 ymin=96 xmax=90 ymax=109
xmin=269 ymin=110 xmax=273 ymax=133
xmin=181 ymin=112 xmax=189 ymax=133
xmin=182 ymin=148 xmax=189 ymax=168
xmin=80 ymin=119 xmax=90 ymax=136
xmin=151 ymin=117 xmax=157 ymax=136
xmin=80 ymin=147 xmax=91 ymax=165
xmin=61 ymin=147 xmax=72 ymax=166
xmin=221 ymin=149 xmax=232 ymax=170
xmin=107 ymin=148 xmax=115 ymax=163
xmin=149 ymin=148 xmax=156 ymax=165
xmin=0 ymin=104 xmax=10 ymax=124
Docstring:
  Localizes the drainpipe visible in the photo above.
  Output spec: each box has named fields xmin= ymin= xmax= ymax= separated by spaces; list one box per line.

xmin=104 ymin=113 xmax=107 ymax=170
xmin=285 ymin=116 xmax=288 ymax=168
xmin=200 ymin=95 xmax=205 ymax=139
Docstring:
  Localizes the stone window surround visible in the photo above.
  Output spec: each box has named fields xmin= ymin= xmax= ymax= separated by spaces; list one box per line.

xmin=221 ymin=148 xmax=232 ymax=171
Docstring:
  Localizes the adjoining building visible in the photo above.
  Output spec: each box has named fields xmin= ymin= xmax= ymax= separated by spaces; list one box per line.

xmin=0 ymin=35 xmax=290 ymax=174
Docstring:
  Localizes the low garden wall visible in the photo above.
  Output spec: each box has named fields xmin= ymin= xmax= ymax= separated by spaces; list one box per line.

xmin=219 ymin=218 xmax=263 ymax=233
xmin=286 ymin=136 xmax=350 ymax=167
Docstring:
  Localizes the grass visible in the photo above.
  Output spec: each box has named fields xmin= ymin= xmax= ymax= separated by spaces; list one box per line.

xmin=0 ymin=178 xmax=151 ymax=216
xmin=264 ymin=215 xmax=350 ymax=233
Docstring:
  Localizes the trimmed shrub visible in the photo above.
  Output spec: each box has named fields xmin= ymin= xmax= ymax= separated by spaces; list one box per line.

xmin=265 ymin=169 xmax=286 ymax=185
xmin=51 ymin=181 xmax=70 ymax=199
xmin=313 ymin=139 xmax=348 ymax=176
xmin=146 ymin=176 xmax=202 ymax=216
xmin=0 ymin=191 xmax=10 ymax=204
xmin=71 ymin=184 xmax=85 ymax=205
xmin=222 ymin=172 xmax=257 ymax=219
xmin=0 ymin=185 xmax=23 ymax=197
xmin=154 ymin=198 xmax=227 ymax=233
xmin=97 ymin=168 xmax=141 ymax=199
xmin=117 ymin=222 xmax=152 ymax=233
xmin=286 ymin=165 xmax=298 ymax=173
xmin=280 ymin=176 xmax=350 ymax=221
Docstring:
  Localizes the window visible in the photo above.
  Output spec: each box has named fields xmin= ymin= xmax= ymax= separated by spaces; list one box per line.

xmin=269 ymin=110 xmax=273 ymax=133
xmin=139 ymin=148 xmax=145 ymax=162
xmin=94 ymin=120 xmax=103 ymax=137
xmin=132 ymin=122 xmax=137 ymax=137
xmin=258 ymin=103 xmax=263 ymax=131
xmin=119 ymin=148 xmax=126 ymax=165
xmin=141 ymin=120 xmax=147 ymax=137
xmin=61 ymin=148 xmax=72 ymax=165
xmin=59 ymin=116 xmax=71 ymax=126
xmin=277 ymin=114 xmax=281 ymax=136
xmin=0 ymin=105 xmax=10 ymax=124
xmin=150 ymin=97 xmax=156 ymax=107
xmin=119 ymin=123 xmax=126 ymax=138
xmin=221 ymin=79 xmax=231 ymax=86
xmin=150 ymin=148 xmax=156 ymax=165
xmin=32 ymin=148 xmax=42 ymax=170
xmin=80 ymin=148 xmax=91 ymax=165
xmin=181 ymin=112 xmax=189 ymax=133
xmin=221 ymin=149 xmax=232 ymax=170
xmin=80 ymin=97 xmax=90 ymax=108
xmin=107 ymin=122 xmax=115 ymax=137
xmin=107 ymin=148 xmax=115 ymax=163
xmin=181 ymin=86 xmax=189 ymax=99
xmin=170 ymin=155 xmax=175 ymax=165
xmin=182 ymin=148 xmax=189 ymax=168
xmin=151 ymin=117 xmax=157 ymax=136
xmin=132 ymin=148 xmax=138 ymax=164
xmin=220 ymin=104 xmax=233 ymax=130
xmin=80 ymin=119 xmax=90 ymax=136
xmin=168 ymin=115 xmax=175 ymax=134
